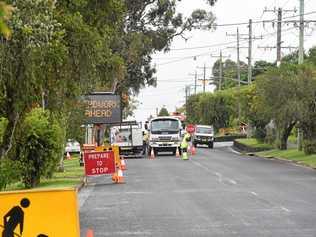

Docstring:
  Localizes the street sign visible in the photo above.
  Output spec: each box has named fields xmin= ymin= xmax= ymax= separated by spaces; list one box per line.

xmin=0 ymin=188 xmax=80 ymax=237
xmin=84 ymin=93 xmax=121 ymax=124
xmin=186 ymin=124 xmax=196 ymax=134
xmin=84 ymin=151 xmax=116 ymax=176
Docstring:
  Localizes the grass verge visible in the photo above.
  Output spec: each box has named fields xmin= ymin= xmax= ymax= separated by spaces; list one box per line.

xmin=6 ymin=155 xmax=84 ymax=191
xmin=257 ymin=149 xmax=316 ymax=169
xmin=235 ymin=138 xmax=274 ymax=150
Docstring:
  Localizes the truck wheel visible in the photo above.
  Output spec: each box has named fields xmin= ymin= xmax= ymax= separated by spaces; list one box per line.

xmin=208 ymin=142 xmax=214 ymax=149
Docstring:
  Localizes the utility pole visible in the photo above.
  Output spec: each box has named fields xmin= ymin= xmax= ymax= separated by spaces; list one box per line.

xmin=188 ymin=71 xmax=203 ymax=94
xmin=196 ymin=64 xmax=212 ymax=93
xmin=219 ymin=51 xmax=223 ymax=90
xmin=277 ymin=8 xmax=282 ymax=66
xmin=248 ymin=19 xmax=253 ymax=84
xmin=299 ymin=0 xmax=304 ymax=64
xmin=260 ymin=7 xmax=298 ymax=65
xmin=210 ymin=51 xmax=230 ymax=90
xmin=298 ymin=0 xmax=304 ymax=151
xmin=203 ymin=64 xmax=206 ymax=93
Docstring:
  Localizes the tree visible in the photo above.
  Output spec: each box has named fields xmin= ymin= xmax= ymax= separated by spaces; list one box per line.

xmin=158 ymin=107 xmax=169 ymax=117
xmin=252 ymin=60 xmax=275 ymax=78
xmin=0 ymin=0 xmax=65 ymax=158
xmin=212 ymin=59 xmax=248 ymax=90
xmin=0 ymin=2 xmax=13 ymax=39
xmin=255 ymin=64 xmax=299 ymax=150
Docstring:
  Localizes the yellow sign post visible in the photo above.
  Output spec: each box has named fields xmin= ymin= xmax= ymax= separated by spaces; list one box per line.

xmin=0 ymin=188 xmax=80 ymax=237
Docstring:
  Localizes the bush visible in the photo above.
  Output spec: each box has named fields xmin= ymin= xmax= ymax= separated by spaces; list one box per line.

xmin=0 ymin=158 xmax=21 ymax=191
xmin=303 ymin=139 xmax=316 ymax=155
xmin=18 ymin=108 xmax=64 ymax=188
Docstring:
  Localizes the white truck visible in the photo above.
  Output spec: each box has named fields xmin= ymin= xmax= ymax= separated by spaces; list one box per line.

xmin=145 ymin=116 xmax=182 ymax=156
xmin=110 ymin=121 xmax=145 ymax=158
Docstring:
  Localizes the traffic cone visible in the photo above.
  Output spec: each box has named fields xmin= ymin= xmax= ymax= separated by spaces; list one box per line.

xmin=120 ymin=158 xmax=127 ymax=171
xmin=176 ymin=147 xmax=180 ymax=158
xmin=112 ymin=172 xmax=118 ymax=183
xmin=191 ymin=145 xmax=196 ymax=156
xmin=150 ymin=148 xmax=155 ymax=159
xmin=116 ymin=168 xmax=125 ymax=184
xmin=86 ymin=229 xmax=94 ymax=237
xmin=66 ymin=152 xmax=71 ymax=160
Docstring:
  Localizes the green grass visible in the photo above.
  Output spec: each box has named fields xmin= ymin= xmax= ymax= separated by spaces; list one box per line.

xmin=6 ymin=155 xmax=85 ymax=191
xmin=257 ymin=149 xmax=316 ymax=169
xmin=235 ymin=138 xmax=274 ymax=150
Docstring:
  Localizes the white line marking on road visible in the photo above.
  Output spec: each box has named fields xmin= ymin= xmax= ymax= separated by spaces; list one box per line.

xmin=281 ymin=206 xmax=291 ymax=213
xmin=250 ymin=191 xmax=258 ymax=196
xmin=215 ymin=172 xmax=223 ymax=183
xmin=229 ymin=147 xmax=241 ymax=155
xmin=229 ymin=179 xmax=237 ymax=185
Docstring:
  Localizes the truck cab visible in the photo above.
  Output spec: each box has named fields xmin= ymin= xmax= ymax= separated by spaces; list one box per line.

xmin=146 ymin=116 xmax=182 ymax=156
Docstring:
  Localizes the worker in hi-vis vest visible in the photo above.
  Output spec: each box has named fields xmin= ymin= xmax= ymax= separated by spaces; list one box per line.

xmin=180 ymin=132 xmax=191 ymax=160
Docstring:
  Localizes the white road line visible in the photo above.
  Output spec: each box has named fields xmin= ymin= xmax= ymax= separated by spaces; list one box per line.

xmin=229 ymin=147 xmax=241 ymax=155
xmin=250 ymin=191 xmax=258 ymax=196
xmin=229 ymin=179 xmax=237 ymax=185
xmin=281 ymin=206 xmax=291 ymax=213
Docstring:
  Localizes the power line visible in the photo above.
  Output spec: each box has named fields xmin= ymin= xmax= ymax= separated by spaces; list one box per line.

xmin=210 ymin=10 xmax=316 ymax=27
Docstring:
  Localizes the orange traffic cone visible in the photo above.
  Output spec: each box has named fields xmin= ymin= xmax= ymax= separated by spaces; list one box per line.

xmin=176 ymin=147 xmax=180 ymax=158
xmin=112 ymin=172 xmax=118 ymax=183
xmin=66 ymin=152 xmax=71 ymax=160
xmin=116 ymin=168 xmax=125 ymax=184
xmin=86 ymin=229 xmax=94 ymax=237
xmin=188 ymin=144 xmax=192 ymax=154
xmin=191 ymin=145 xmax=196 ymax=156
xmin=150 ymin=148 xmax=155 ymax=159
xmin=120 ymin=158 xmax=127 ymax=171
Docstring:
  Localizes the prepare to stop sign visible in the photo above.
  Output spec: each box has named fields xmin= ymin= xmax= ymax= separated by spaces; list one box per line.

xmin=84 ymin=151 xmax=116 ymax=176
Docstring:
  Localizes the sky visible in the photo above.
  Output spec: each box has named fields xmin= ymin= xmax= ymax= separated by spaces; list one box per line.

xmin=131 ymin=0 xmax=316 ymax=122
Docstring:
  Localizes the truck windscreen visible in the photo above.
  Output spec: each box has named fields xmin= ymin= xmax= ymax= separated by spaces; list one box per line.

xmin=151 ymin=120 xmax=179 ymax=133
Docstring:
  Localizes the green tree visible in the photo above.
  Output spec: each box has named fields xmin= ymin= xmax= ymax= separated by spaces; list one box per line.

xmin=158 ymin=107 xmax=169 ymax=117
xmin=212 ymin=59 xmax=248 ymax=90
xmin=253 ymin=60 xmax=275 ymax=77
xmin=0 ymin=2 xmax=13 ymax=39
xmin=255 ymin=64 xmax=299 ymax=150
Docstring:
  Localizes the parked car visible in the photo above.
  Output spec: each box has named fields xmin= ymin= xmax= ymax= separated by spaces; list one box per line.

xmin=193 ymin=125 xmax=214 ymax=149
xmin=65 ymin=139 xmax=81 ymax=154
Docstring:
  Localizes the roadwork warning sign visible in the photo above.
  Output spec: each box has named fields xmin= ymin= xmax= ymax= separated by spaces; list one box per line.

xmin=84 ymin=151 xmax=116 ymax=176
xmin=0 ymin=188 xmax=80 ymax=237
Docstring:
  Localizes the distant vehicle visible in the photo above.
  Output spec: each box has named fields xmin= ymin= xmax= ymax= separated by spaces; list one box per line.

xmin=110 ymin=121 xmax=144 ymax=158
xmin=146 ymin=116 xmax=182 ymax=156
xmin=193 ymin=125 xmax=214 ymax=149
xmin=65 ymin=139 xmax=81 ymax=154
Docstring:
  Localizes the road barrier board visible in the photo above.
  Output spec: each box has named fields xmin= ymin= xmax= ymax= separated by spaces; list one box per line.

xmin=0 ymin=188 xmax=80 ymax=237
xmin=84 ymin=151 xmax=115 ymax=176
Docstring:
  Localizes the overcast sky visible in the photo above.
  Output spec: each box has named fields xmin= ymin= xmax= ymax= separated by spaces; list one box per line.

xmin=132 ymin=0 xmax=316 ymax=123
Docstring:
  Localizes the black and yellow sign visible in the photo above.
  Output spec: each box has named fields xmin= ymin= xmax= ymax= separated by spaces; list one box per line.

xmin=0 ymin=188 xmax=80 ymax=237
xmin=84 ymin=93 xmax=121 ymax=124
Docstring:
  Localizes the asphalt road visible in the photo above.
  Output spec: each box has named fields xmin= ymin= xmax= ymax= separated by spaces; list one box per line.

xmin=79 ymin=142 xmax=316 ymax=237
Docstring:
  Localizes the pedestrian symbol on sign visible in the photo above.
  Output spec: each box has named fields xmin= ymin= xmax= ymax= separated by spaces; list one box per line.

xmin=1 ymin=198 xmax=49 ymax=237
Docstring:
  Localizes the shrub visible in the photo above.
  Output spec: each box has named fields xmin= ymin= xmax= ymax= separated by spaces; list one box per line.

xmin=18 ymin=108 xmax=64 ymax=188
xmin=303 ymin=139 xmax=316 ymax=155
xmin=0 ymin=158 xmax=21 ymax=191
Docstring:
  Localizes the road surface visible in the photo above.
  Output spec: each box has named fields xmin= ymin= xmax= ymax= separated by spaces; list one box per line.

xmin=79 ymin=142 xmax=316 ymax=236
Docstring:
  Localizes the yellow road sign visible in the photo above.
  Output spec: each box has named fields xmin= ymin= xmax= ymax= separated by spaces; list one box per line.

xmin=0 ymin=188 xmax=80 ymax=237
